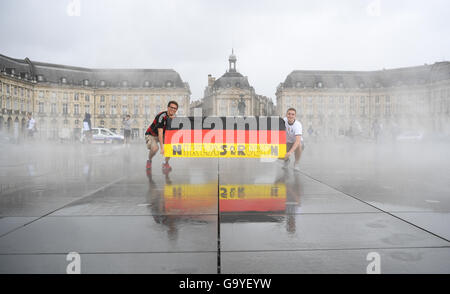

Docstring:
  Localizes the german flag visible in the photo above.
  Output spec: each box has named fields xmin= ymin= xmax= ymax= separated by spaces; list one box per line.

xmin=164 ymin=117 xmax=286 ymax=158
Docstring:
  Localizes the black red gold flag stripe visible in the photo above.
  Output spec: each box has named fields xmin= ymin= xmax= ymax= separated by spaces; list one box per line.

xmin=164 ymin=116 xmax=286 ymax=158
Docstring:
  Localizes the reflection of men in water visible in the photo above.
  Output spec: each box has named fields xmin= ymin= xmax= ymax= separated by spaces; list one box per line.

xmin=275 ymin=171 xmax=302 ymax=234
xmin=146 ymin=170 xmax=178 ymax=241
xmin=238 ymin=97 xmax=246 ymax=116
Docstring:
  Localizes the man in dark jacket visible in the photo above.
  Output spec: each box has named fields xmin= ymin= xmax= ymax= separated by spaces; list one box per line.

xmin=145 ymin=101 xmax=178 ymax=173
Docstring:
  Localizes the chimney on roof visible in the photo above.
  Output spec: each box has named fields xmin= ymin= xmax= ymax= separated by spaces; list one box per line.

xmin=208 ymin=74 xmax=215 ymax=87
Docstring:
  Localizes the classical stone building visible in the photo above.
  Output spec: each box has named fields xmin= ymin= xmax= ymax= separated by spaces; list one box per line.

xmin=276 ymin=62 xmax=450 ymax=138
xmin=202 ymin=52 xmax=274 ymax=117
xmin=0 ymin=53 xmax=190 ymax=140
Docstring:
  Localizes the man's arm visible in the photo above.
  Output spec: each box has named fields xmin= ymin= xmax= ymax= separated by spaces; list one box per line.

xmin=158 ymin=128 xmax=164 ymax=155
xmin=285 ymin=135 xmax=301 ymax=159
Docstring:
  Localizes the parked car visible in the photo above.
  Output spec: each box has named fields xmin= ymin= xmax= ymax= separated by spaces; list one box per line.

xmin=396 ymin=131 xmax=424 ymax=141
xmin=81 ymin=128 xmax=124 ymax=144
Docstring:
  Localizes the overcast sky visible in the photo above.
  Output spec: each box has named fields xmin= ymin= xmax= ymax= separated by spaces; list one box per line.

xmin=1 ymin=0 xmax=449 ymax=102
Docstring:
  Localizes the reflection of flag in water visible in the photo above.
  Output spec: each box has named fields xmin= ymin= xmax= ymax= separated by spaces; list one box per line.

xmin=164 ymin=183 xmax=286 ymax=213
xmin=164 ymin=183 xmax=216 ymax=214
xmin=219 ymin=184 xmax=286 ymax=212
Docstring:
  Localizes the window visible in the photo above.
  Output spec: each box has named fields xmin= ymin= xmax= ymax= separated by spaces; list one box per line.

xmin=85 ymin=94 xmax=90 ymax=102
xmin=219 ymin=100 xmax=227 ymax=115
xmin=100 ymin=95 xmax=105 ymax=102
xmin=51 ymin=103 xmax=57 ymax=114
xmin=6 ymin=97 xmax=10 ymax=109
xmin=14 ymin=99 xmax=18 ymax=110
xmin=122 ymin=95 xmax=127 ymax=103
xmin=134 ymin=105 xmax=139 ymax=115
xmin=144 ymin=105 xmax=150 ymax=115
xmin=63 ymin=103 xmax=68 ymax=114
xmin=385 ymin=105 xmax=391 ymax=116
xmin=360 ymin=96 xmax=365 ymax=104
xmin=100 ymin=105 xmax=105 ymax=115
xmin=21 ymin=88 xmax=24 ymax=97
xmin=14 ymin=86 xmax=17 ymax=95
xmin=63 ymin=93 xmax=68 ymax=101
xmin=122 ymin=105 xmax=128 ymax=115
xmin=20 ymin=99 xmax=24 ymax=111
xmin=111 ymin=105 xmax=117 ymax=115
xmin=375 ymin=96 xmax=380 ymax=104
xmin=85 ymin=104 xmax=90 ymax=114
xmin=51 ymin=92 xmax=57 ymax=102
xmin=134 ymin=96 xmax=139 ymax=104
xmin=111 ymin=95 xmax=116 ymax=103
xmin=74 ymin=93 xmax=79 ymax=101
xmin=7 ymin=85 xmax=10 ymax=94
xmin=144 ymin=96 xmax=149 ymax=103
xmin=39 ymin=102 xmax=44 ymax=113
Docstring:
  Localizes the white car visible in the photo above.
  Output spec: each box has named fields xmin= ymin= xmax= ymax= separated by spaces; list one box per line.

xmin=396 ymin=131 xmax=424 ymax=141
xmin=81 ymin=128 xmax=124 ymax=144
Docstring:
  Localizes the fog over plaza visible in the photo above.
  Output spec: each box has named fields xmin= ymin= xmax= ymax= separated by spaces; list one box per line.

xmin=1 ymin=1 xmax=450 ymax=275
xmin=1 ymin=0 xmax=450 ymax=101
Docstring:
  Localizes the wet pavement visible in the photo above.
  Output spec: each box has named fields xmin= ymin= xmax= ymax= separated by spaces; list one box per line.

xmin=0 ymin=140 xmax=449 ymax=273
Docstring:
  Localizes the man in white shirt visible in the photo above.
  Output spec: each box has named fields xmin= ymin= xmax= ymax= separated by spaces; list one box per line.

xmin=283 ymin=108 xmax=303 ymax=172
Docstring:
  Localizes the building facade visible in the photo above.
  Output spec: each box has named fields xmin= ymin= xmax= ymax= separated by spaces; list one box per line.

xmin=202 ymin=52 xmax=274 ymax=117
xmin=276 ymin=62 xmax=450 ymax=138
xmin=0 ymin=54 xmax=190 ymax=140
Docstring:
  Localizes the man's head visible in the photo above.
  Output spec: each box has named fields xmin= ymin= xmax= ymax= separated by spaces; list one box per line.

xmin=27 ymin=112 xmax=32 ymax=118
xmin=286 ymin=108 xmax=296 ymax=124
xmin=167 ymin=101 xmax=178 ymax=117
xmin=126 ymin=114 xmax=130 ymax=120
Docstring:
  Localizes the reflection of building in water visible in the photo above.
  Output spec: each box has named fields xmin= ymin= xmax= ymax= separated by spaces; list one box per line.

xmin=201 ymin=51 xmax=275 ymax=116
xmin=276 ymin=62 xmax=450 ymax=138
xmin=0 ymin=53 xmax=190 ymax=140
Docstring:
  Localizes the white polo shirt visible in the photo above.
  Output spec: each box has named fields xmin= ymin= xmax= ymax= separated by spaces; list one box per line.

xmin=284 ymin=117 xmax=303 ymax=144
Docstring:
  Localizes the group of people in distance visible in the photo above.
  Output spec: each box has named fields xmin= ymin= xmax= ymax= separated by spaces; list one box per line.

xmin=144 ymin=101 xmax=303 ymax=174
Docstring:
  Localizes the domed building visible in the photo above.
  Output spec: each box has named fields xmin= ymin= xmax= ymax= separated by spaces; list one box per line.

xmin=201 ymin=51 xmax=274 ymax=116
